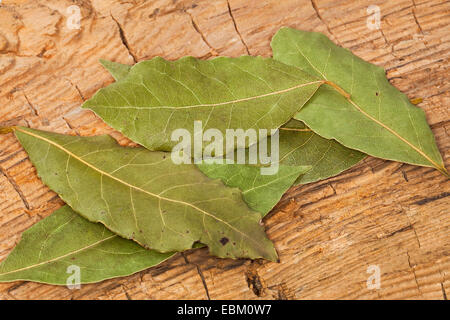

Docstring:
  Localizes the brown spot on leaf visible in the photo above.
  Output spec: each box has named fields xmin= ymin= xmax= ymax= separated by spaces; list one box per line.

xmin=220 ymin=237 xmax=229 ymax=245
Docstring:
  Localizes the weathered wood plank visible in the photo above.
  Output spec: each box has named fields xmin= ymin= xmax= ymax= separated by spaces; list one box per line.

xmin=0 ymin=0 xmax=448 ymax=299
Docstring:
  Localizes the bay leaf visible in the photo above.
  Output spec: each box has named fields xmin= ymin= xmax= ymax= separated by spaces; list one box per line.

xmin=198 ymin=121 xmax=365 ymax=186
xmin=0 ymin=160 xmax=300 ymax=284
xmin=197 ymin=163 xmax=311 ymax=213
xmin=100 ymin=61 xmax=365 ymax=185
xmin=0 ymin=206 xmax=174 ymax=285
xmin=271 ymin=28 xmax=447 ymax=176
xmin=99 ymin=59 xmax=131 ymax=82
xmin=83 ymin=56 xmax=322 ymax=155
xmin=13 ymin=126 xmax=277 ymax=261
xmin=0 ymin=121 xmax=362 ymax=284
xmin=0 ymin=159 xmax=300 ymax=285
xmin=278 ymin=120 xmax=365 ymax=184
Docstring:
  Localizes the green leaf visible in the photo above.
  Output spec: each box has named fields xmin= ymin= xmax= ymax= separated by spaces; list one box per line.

xmin=0 ymin=161 xmax=302 ymax=284
xmin=198 ymin=121 xmax=364 ymax=187
xmin=278 ymin=120 xmax=365 ymax=184
xmin=99 ymin=59 xmax=131 ymax=82
xmin=101 ymin=60 xmax=365 ymax=185
xmin=13 ymin=127 xmax=277 ymax=261
xmin=0 ymin=206 xmax=174 ymax=285
xmin=0 ymin=123 xmax=363 ymax=286
xmin=197 ymin=163 xmax=311 ymax=213
xmin=83 ymin=56 xmax=322 ymax=154
xmin=272 ymin=27 xmax=447 ymax=176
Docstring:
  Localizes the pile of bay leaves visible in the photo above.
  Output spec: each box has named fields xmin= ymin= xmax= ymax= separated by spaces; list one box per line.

xmin=0 ymin=28 xmax=447 ymax=286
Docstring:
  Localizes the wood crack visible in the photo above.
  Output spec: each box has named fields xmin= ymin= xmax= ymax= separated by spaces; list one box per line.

xmin=411 ymin=0 xmax=424 ymax=35
xmin=185 ymin=10 xmax=218 ymax=57
xmin=121 ymin=285 xmax=133 ymax=300
xmin=226 ymin=0 xmax=250 ymax=54
xmin=62 ymin=117 xmax=80 ymax=136
xmin=402 ymin=169 xmax=409 ymax=182
xmin=310 ymin=0 xmax=341 ymax=45
xmin=406 ymin=251 xmax=423 ymax=296
xmin=414 ymin=192 xmax=449 ymax=205
xmin=110 ymin=14 xmax=138 ymax=63
xmin=181 ymin=252 xmax=210 ymax=300
xmin=23 ymin=92 xmax=39 ymax=116
xmin=66 ymin=79 xmax=85 ymax=101
xmin=441 ymin=283 xmax=448 ymax=300
xmin=410 ymin=223 xmax=421 ymax=248
xmin=0 ymin=165 xmax=30 ymax=210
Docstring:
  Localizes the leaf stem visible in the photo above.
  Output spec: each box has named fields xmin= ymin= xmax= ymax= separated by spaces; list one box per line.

xmin=279 ymin=127 xmax=312 ymax=132
xmin=0 ymin=127 xmax=16 ymax=134
xmin=323 ymin=80 xmax=351 ymax=99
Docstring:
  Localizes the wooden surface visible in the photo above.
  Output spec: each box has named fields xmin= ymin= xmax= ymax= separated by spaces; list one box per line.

xmin=0 ymin=0 xmax=449 ymax=300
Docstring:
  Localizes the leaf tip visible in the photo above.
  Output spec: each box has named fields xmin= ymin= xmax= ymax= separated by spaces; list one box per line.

xmin=439 ymin=167 xmax=450 ymax=179
xmin=267 ymin=248 xmax=279 ymax=262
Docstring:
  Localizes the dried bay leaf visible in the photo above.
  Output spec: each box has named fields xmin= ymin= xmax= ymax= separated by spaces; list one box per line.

xmin=0 ymin=206 xmax=174 ymax=285
xmin=83 ymin=56 xmax=322 ymax=154
xmin=101 ymin=61 xmax=365 ymax=186
xmin=100 ymin=59 xmax=132 ymax=81
xmin=0 ymin=126 xmax=312 ymax=284
xmin=2 ymin=120 xmax=330 ymax=284
xmin=99 ymin=59 xmax=131 ymax=82
xmin=197 ymin=163 xmax=311 ymax=214
xmin=198 ymin=121 xmax=364 ymax=188
xmin=0 ymin=160 xmax=303 ymax=284
xmin=0 ymin=161 xmax=303 ymax=285
xmin=13 ymin=127 xmax=278 ymax=261
xmin=272 ymin=28 xmax=447 ymax=176
xmin=278 ymin=120 xmax=365 ymax=184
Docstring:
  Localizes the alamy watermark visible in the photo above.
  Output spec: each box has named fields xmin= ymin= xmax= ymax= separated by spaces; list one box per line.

xmin=171 ymin=121 xmax=280 ymax=175
xmin=66 ymin=265 xmax=81 ymax=289
xmin=366 ymin=265 xmax=381 ymax=290
xmin=66 ymin=5 xmax=81 ymax=30
xmin=366 ymin=5 xmax=381 ymax=30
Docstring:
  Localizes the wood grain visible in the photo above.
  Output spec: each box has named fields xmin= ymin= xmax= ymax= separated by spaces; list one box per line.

xmin=0 ymin=0 xmax=448 ymax=300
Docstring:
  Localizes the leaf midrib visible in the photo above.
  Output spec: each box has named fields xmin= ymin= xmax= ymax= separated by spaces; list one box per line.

xmin=344 ymin=97 xmax=447 ymax=175
xmin=16 ymin=128 xmax=268 ymax=251
xmin=242 ymin=169 xmax=303 ymax=195
xmin=290 ymin=41 xmax=446 ymax=175
xmin=0 ymin=235 xmax=117 ymax=277
xmin=295 ymin=58 xmax=445 ymax=174
xmin=88 ymin=81 xmax=324 ymax=110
